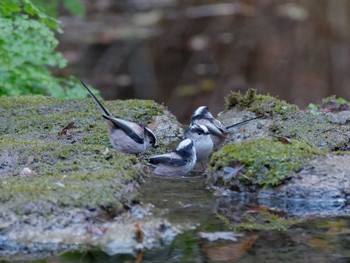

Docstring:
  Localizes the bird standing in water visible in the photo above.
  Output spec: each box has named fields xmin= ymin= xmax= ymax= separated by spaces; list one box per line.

xmin=184 ymin=124 xmax=213 ymax=170
xmin=148 ymin=138 xmax=196 ymax=177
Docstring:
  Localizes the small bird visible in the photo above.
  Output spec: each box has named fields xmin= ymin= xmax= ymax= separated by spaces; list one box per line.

xmin=80 ymin=80 xmax=156 ymax=154
xmin=184 ymin=124 xmax=213 ymax=170
xmin=190 ymin=106 xmax=262 ymax=150
xmin=148 ymin=138 xmax=196 ymax=177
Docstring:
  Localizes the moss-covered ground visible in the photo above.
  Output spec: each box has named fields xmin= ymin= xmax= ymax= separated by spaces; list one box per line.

xmin=225 ymin=88 xmax=299 ymax=116
xmin=210 ymin=138 xmax=322 ymax=187
xmin=0 ymin=95 xmax=166 ymax=216
xmin=225 ymin=89 xmax=350 ymax=150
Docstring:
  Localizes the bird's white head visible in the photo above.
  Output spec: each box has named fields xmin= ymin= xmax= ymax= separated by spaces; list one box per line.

xmin=191 ymin=106 xmax=213 ymax=120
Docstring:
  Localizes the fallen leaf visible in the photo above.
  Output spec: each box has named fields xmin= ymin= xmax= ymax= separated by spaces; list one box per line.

xmin=275 ymin=136 xmax=292 ymax=144
xmin=135 ymin=223 xmax=144 ymax=243
xmin=58 ymin=122 xmax=76 ymax=135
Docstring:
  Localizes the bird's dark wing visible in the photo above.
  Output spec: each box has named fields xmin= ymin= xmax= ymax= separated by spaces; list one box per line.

xmin=103 ymin=115 xmax=144 ymax=144
xmin=80 ymin=79 xmax=111 ymax=116
xmin=194 ymin=119 xmax=225 ymax=137
xmin=149 ymin=152 xmax=187 ymax=166
xmin=144 ymin=127 xmax=157 ymax=147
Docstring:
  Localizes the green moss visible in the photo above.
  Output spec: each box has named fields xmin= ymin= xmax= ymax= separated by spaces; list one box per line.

xmin=271 ymin=111 xmax=349 ymax=150
xmin=0 ymin=96 xmax=164 ymax=139
xmin=225 ymin=89 xmax=299 ymax=116
xmin=0 ymin=95 xmax=167 ymax=215
xmin=210 ymin=138 xmax=322 ymax=187
xmin=321 ymin=95 xmax=349 ymax=105
xmin=0 ymin=136 xmax=141 ymax=211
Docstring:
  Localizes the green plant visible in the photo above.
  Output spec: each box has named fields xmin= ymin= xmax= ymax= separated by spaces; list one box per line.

xmin=33 ymin=0 xmax=85 ymax=18
xmin=0 ymin=0 xmax=90 ymax=98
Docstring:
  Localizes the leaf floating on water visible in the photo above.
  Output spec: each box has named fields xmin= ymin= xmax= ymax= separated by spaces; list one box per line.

xmin=199 ymin=231 xmax=243 ymax=242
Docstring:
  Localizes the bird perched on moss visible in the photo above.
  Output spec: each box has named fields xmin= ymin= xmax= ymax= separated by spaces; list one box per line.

xmin=80 ymin=80 xmax=156 ymax=154
xmin=190 ymin=106 xmax=262 ymax=150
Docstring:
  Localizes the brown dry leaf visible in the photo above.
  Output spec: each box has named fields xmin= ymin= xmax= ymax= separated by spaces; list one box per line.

xmin=135 ymin=223 xmax=144 ymax=243
xmin=58 ymin=122 xmax=76 ymax=135
xmin=275 ymin=136 xmax=292 ymax=144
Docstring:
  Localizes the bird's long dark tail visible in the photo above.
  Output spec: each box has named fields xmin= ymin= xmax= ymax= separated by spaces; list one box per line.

xmin=226 ymin=115 xmax=263 ymax=130
xmin=80 ymin=79 xmax=110 ymax=116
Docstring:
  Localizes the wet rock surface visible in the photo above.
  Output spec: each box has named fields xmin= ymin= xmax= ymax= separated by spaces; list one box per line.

xmin=272 ymin=154 xmax=350 ymax=201
xmin=0 ymin=95 xmax=184 ymax=258
xmin=0 ymin=204 xmax=185 ymax=260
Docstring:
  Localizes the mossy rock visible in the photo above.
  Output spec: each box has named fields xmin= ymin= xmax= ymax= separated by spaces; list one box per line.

xmin=271 ymin=111 xmax=350 ymax=150
xmin=225 ymin=89 xmax=299 ymax=116
xmin=209 ymin=138 xmax=323 ymax=187
xmin=0 ymin=95 xmax=175 ymax=216
xmin=223 ymin=89 xmax=350 ymax=151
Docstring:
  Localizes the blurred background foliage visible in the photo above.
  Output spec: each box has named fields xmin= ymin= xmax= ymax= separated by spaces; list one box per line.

xmin=0 ymin=0 xmax=91 ymax=98
xmin=1 ymin=1 xmax=350 ymax=121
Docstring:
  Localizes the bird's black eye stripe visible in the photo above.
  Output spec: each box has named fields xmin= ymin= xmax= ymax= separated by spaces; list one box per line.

xmin=191 ymin=127 xmax=204 ymax=134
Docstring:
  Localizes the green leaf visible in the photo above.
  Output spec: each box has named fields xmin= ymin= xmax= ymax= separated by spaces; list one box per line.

xmin=0 ymin=0 xmax=21 ymax=16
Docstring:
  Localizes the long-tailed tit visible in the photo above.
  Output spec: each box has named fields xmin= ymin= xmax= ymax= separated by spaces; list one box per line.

xmin=80 ymin=80 xmax=156 ymax=154
xmin=184 ymin=124 xmax=213 ymax=170
xmin=148 ymin=138 xmax=196 ymax=176
xmin=190 ymin=106 xmax=262 ymax=150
